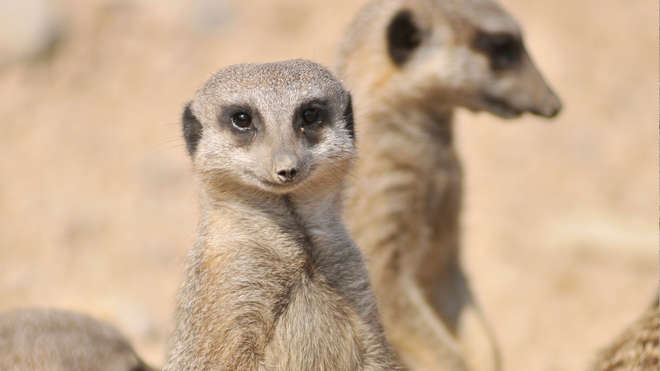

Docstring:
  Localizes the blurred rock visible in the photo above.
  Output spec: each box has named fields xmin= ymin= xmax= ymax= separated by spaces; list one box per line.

xmin=0 ymin=0 xmax=64 ymax=67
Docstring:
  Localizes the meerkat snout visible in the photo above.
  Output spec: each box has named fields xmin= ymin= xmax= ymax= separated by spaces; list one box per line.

xmin=273 ymin=151 xmax=300 ymax=183
xmin=530 ymin=91 xmax=562 ymax=118
xmin=276 ymin=167 xmax=298 ymax=183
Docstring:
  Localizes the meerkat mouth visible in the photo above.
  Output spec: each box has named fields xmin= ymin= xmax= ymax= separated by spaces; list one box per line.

xmin=259 ymin=178 xmax=305 ymax=194
xmin=480 ymin=94 xmax=524 ymax=118
xmin=243 ymin=170 xmax=307 ymax=194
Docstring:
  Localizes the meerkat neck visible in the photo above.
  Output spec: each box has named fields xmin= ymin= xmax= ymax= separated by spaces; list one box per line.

xmin=347 ymin=99 xmax=462 ymax=274
xmin=200 ymin=181 xmax=343 ymax=210
xmin=198 ymin=184 xmax=346 ymax=241
xmin=360 ymin=102 xmax=455 ymax=149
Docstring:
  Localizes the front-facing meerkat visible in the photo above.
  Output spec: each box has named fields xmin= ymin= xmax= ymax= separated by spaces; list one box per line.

xmin=337 ymin=0 xmax=562 ymax=370
xmin=164 ymin=59 xmax=402 ymax=371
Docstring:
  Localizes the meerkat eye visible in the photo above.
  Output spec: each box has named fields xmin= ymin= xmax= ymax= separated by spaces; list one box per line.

xmin=296 ymin=101 xmax=327 ymax=134
xmin=490 ymin=37 xmax=522 ymax=69
xmin=387 ymin=10 xmax=422 ymax=66
xmin=231 ymin=112 xmax=252 ymax=130
xmin=472 ymin=31 xmax=523 ymax=71
xmin=302 ymin=108 xmax=320 ymax=125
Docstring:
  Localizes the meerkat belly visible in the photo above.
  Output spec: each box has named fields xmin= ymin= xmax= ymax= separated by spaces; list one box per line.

xmin=262 ymin=274 xmax=366 ymax=371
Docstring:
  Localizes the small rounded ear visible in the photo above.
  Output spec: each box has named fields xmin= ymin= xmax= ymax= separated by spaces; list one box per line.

xmin=386 ymin=10 xmax=421 ymax=66
xmin=343 ymin=93 xmax=355 ymax=141
xmin=182 ymin=101 xmax=202 ymax=156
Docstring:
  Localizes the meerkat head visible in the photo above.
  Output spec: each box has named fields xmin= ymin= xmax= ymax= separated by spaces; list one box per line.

xmin=182 ymin=59 xmax=355 ymax=195
xmin=338 ymin=0 xmax=561 ymax=119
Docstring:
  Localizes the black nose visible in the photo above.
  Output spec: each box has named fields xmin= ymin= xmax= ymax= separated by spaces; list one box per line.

xmin=546 ymin=104 xmax=561 ymax=118
xmin=276 ymin=168 xmax=298 ymax=183
xmin=530 ymin=104 xmax=561 ymax=119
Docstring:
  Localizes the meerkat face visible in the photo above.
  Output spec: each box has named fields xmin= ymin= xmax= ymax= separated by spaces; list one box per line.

xmin=387 ymin=0 xmax=561 ymax=118
xmin=182 ymin=60 xmax=355 ymax=195
xmin=340 ymin=0 xmax=561 ymax=119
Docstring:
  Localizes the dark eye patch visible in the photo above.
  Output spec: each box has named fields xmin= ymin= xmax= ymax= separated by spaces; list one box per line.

xmin=387 ymin=10 xmax=422 ymax=66
xmin=302 ymin=108 xmax=320 ymax=125
xmin=472 ymin=31 xmax=523 ymax=71
xmin=182 ymin=102 xmax=202 ymax=156
xmin=219 ymin=104 xmax=260 ymax=145
xmin=231 ymin=111 xmax=253 ymax=130
xmin=343 ymin=94 xmax=354 ymax=141
xmin=295 ymin=99 xmax=328 ymax=128
xmin=294 ymin=99 xmax=329 ymax=145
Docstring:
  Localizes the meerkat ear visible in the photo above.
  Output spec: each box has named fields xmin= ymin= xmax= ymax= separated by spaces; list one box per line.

xmin=182 ymin=101 xmax=202 ymax=156
xmin=343 ymin=93 xmax=355 ymax=140
xmin=387 ymin=10 xmax=422 ymax=66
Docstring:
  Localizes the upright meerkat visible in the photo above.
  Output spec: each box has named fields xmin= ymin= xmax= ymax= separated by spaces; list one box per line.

xmin=337 ymin=1 xmax=561 ymax=370
xmin=589 ymin=296 xmax=659 ymax=371
xmin=0 ymin=308 xmax=155 ymax=371
xmin=163 ymin=59 xmax=402 ymax=371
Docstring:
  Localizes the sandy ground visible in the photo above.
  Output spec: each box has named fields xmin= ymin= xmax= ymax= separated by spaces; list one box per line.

xmin=0 ymin=0 xmax=657 ymax=370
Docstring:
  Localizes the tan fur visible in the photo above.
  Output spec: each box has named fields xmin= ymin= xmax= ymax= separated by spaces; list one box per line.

xmin=589 ymin=296 xmax=659 ymax=371
xmin=163 ymin=60 xmax=403 ymax=371
xmin=337 ymin=1 xmax=561 ymax=370
xmin=0 ymin=308 xmax=155 ymax=371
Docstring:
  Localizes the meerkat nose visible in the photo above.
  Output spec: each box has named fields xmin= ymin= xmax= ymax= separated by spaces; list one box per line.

xmin=273 ymin=151 xmax=300 ymax=183
xmin=276 ymin=167 xmax=298 ymax=183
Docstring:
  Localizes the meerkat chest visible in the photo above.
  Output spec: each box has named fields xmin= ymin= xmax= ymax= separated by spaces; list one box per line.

xmin=427 ymin=145 xmax=462 ymax=209
xmin=262 ymin=273 xmax=368 ymax=371
xmin=258 ymin=222 xmax=376 ymax=370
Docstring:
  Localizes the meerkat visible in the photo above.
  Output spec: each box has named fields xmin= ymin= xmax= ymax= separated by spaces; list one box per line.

xmin=589 ymin=296 xmax=659 ymax=371
xmin=163 ymin=59 xmax=403 ymax=371
xmin=337 ymin=1 xmax=562 ymax=370
xmin=0 ymin=308 xmax=155 ymax=371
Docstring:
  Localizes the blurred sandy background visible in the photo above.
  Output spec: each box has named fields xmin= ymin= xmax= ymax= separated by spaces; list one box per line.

xmin=0 ymin=0 xmax=656 ymax=370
